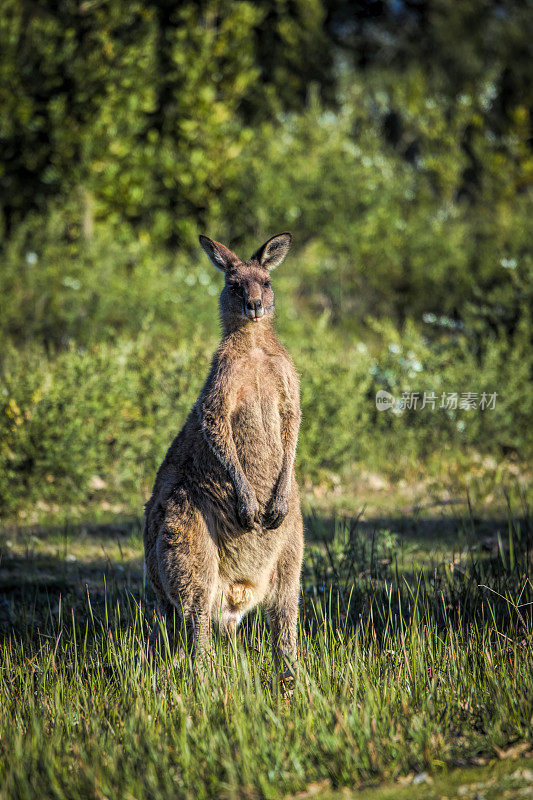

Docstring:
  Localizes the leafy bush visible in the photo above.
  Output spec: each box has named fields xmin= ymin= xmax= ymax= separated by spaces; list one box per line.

xmin=0 ymin=338 xmax=210 ymax=515
xmin=1 ymin=35 xmax=532 ymax=519
xmin=0 ymin=200 xmax=222 ymax=348
xmin=227 ymin=75 xmax=533 ymax=331
xmin=1 ymin=308 xmax=530 ymax=517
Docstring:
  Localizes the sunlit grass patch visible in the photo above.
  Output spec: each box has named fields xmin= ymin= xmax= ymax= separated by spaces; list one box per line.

xmin=0 ymin=506 xmax=531 ymax=799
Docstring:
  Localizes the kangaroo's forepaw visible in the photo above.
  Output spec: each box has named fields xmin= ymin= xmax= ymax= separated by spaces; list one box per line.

xmin=263 ymin=494 xmax=289 ymax=529
xmin=237 ymin=491 xmax=260 ymax=530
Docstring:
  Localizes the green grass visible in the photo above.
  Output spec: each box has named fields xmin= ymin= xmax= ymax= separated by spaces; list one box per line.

xmin=334 ymin=757 xmax=533 ymax=799
xmin=0 ymin=502 xmax=532 ymax=799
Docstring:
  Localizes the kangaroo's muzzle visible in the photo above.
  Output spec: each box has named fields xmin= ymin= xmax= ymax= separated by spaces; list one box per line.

xmin=244 ymin=299 xmax=264 ymax=321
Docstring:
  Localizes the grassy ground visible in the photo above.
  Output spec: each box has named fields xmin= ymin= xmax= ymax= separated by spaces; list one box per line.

xmin=0 ymin=493 xmax=532 ymax=799
xmin=334 ymin=757 xmax=533 ymax=799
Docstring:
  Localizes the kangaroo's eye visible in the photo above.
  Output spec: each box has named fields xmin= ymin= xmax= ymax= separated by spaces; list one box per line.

xmin=263 ymin=281 xmax=271 ymax=289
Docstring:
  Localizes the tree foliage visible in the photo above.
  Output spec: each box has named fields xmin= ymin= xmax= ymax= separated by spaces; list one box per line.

xmin=0 ymin=0 xmax=532 ymax=516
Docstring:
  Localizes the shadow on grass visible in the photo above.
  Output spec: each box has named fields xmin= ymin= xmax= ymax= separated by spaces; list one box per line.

xmin=1 ymin=507 xmax=531 ymax=649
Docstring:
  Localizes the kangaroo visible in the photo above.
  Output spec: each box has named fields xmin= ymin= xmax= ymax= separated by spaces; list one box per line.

xmin=144 ymin=232 xmax=303 ymax=681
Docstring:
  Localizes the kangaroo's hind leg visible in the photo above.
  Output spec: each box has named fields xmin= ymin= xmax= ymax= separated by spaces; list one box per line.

xmin=264 ymin=502 xmax=304 ymax=691
xmin=153 ymin=489 xmax=218 ymax=669
xmin=148 ymin=593 xmax=183 ymax=657
xmin=145 ymin=519 xmax=178 ymax=657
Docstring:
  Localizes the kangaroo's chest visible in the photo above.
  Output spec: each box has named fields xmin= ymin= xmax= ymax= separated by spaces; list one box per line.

xmin=231 ymin=348 xmax=284 ymax=487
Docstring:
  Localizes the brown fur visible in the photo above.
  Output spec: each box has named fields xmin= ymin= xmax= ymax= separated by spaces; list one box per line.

xmin=144 ymin=233 xmax=303 ymax=677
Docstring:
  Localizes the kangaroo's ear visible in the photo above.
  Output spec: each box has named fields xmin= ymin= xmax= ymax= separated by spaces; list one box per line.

xmin=251 ymin=232 xmax=292 ymax=271
xmin=199 ymin=235 xmax=239 ymax=273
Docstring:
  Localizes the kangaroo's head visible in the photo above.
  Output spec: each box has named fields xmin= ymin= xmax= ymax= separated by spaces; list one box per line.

xmin=199 ymin=233 xmax=292 ymax=327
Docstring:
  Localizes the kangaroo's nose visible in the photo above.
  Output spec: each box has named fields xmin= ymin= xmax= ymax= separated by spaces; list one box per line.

xmin=245 ymin=299 xmax=264 ymax=320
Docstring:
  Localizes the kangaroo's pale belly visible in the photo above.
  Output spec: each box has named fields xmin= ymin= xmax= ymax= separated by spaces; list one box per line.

xmin=211 ymin=356 xmax=287 ymax=599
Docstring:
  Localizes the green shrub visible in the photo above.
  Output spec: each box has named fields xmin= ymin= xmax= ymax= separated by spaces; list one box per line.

xmin=0 ymin=338 xmax=210 ymax=515
xmin=2 ymin=310 xmax=530 ymax=518
xmin=227 ymin=74 xmax=533 ymax=331
xmin=1 ymin=75 xmax=532 ymax=519
xmin=0 ymin=200 xmax=222 ymax=348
